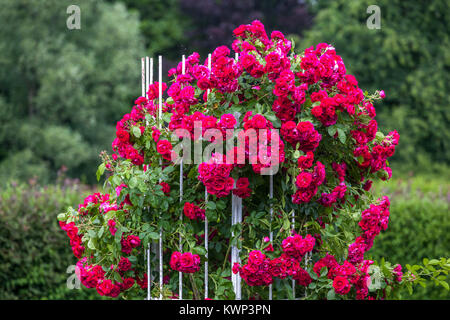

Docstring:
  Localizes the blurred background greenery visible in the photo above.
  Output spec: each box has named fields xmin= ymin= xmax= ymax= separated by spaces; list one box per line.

xmin=0 ymin=0 xmax=448 ymax=299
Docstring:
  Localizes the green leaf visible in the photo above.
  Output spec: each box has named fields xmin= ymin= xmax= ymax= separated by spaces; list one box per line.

xmin=129 ymin=177 xmax=138 ymax=188
xmin=132 ymin=126 xmax=141 ymax=138
xmin=98 ymin=226 xmax=104 ymax=238
xmin=337 ymin=128 xmax=346 ymax=144
xmin=87 ymin=239 xmax=96 ymax=250
xmin=113 ymin=272 xmax=122 ymax=282
xmin=327 ymin=125 xmax=337 ymax=137
xmin=327 ymin=289 xmax=335 ymax=300
xmin=162 ymin=166 xmax=175 ymax=175
xmin=193 ymin=246 xmax=207 ymax=256
xmin=148 ymin=232 xmax=160 ymax=240
xmin=282 ymin=219 xmax=290 ymax=231
xmin=96 ymin=163 xmax=106 ymax=181
xmin=206 ymin=202 xmax=216 ymax=210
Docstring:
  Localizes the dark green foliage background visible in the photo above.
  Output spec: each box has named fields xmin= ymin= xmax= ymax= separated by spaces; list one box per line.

xmin=0 ymin=0 xmax=144 ymax=184
xmin=0 ymin=179 xmax=101 ymax=299
xmin=369 ymin=177 xmax=450 ymax=299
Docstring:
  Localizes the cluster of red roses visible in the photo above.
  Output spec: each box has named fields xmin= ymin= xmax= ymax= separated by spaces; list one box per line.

xmin=298 ymin=43 xmax=346 ymax=88
xmin=162 ymin=47 xmax=241 ymax=142
xmin=313 ymin=254 xmax=373 ymax=299
xmin=107 ymin=219 xmax=117 ymax=236
xmin=169 ymin=111 xmax=234 ymax=143
xmin=348 ymin=196 xmax=391 ymax=265
xmin=198 ymin=153 xmax=234 ymax=198
xmin=307 ymin=197 xmax=393 ymax=299
xmin=59 ymin=221 xmax=84 ymax=259
xmin=280 ymin=121 xmax=322 ymax=151
xmin=232 ymin=177 xmax=252 ymax=199
xmin=75 ymin=192 xmax=123 ymax=237
xmin=120 ymin=234 xmax=141 ymax=255
xmin=112 ymin=104 xmax=146 ymax=166
xmin=317 ymin=163 xmax=348 ymax=208
xmin=156 ymin=139 xmax=173 ymax=161
xmin=170 ymin=251 xmax=201 ymax=273
xmin=159 ymin=182 xmax=171 ymax=195
xmin=183 ymin=202 xmax=205 ymax=220
xmin=292 ymin=161 xmax=326 ymax=204
xmin=76 ymin=257 xmax=135 ymax=298
xmin=281 ymin=234 xmax=315 ymax=259
xmin=354 ymin=130 xmax=399 ymax=178
xmin=234 ymin=234 xmax=315 ymax=287
xmin=232 ymin=197 xmax=394 ymax=298
xmin=233 ymin=250 xmax=273 ymax=286
xmin=240 ymin=111 xmax=286 ymax=175
xmin=232 ymin=20 xmax=399 ymax=199
xmin=78 ymin=192 xmax=113 ymax=216
xmin=235 ymin=22 xmax=300 ymax=123
xmin=235 ymin=22 xmax=292 ymax=81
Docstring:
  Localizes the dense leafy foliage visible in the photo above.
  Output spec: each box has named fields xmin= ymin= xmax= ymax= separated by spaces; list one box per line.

xmin=178 ymin=0 xmax=312 ymax=57
xmin=105 ymin=0 xmax=189 ymax=61
xmin=0 ymin=0 xmax=143 ymax=184
xmin=370 ymin=177 xmax=450 ymax=299
xmin=0 ymin=176 xmax=101 ymax=299
xmin=113 ymin=0 xmax=312 ymax=59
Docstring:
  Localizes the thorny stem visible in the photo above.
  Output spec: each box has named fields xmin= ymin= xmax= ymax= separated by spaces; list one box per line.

xmin=189 ymin=273 xmax=201 ymax=300
xmin=221 ymin=238 xmax=232 ymax=273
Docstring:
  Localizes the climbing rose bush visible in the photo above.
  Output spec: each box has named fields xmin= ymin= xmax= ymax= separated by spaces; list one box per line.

xmin=58 ymin=20 xmax=448 ymax=300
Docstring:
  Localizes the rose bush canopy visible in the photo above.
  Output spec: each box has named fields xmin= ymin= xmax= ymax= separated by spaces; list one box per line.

xmin=57 ymin=20 xmax=448 ymax=300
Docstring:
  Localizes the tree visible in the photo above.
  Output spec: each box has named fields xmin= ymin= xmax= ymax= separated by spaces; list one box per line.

xmin=114 ymin=0 xmax=312 ymax=58
xmin=105 ymin=0 xmax=190 ymax=61
xmin=179 ymin=0 xmax=312 ymax=56
xmin=0 ymin=0 xmax=144 ymax=183
xmin=299 ymin=0 xmax=450 ymax=173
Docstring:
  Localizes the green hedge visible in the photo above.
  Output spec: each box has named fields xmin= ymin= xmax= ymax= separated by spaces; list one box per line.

xmin=0 ymin=175 xmax=448 ymax=299
xmin=0 ymin=178 xmax=103 ymax=299
xmin=369 ymin=176 xmax=450 ymax=299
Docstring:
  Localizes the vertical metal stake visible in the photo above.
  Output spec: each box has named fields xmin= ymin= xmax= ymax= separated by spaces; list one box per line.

xmin=178 ymin=55 xmax=186 ymax=300
xmin=158 ymin=55 xmax=163 ymax=300
xmin=291 ymin=209 xmax=296 ymax=299
xmin=231 ymin=185 xmax=242 ymax=300
xmin=269 ymin=174 xmax=273 ymax=300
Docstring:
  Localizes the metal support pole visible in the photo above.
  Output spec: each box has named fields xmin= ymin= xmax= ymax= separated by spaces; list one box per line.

xmin=158 ymin=55 xmax=163 ymax=300
xmin=178 ymin=55 xmax=185 ymax=300
xmin=291 ymin=209 xmax=295 ymax=299
xmin=231 ymin=186 xmax=242 ymax=300
xmin=269 ymin=174 xmax=273 ymax=300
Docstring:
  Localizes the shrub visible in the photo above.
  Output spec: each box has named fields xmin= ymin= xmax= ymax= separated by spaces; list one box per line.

xmin=369 ymin=176 xmax=450 ymax=299
xmin=0 ymin=175 xmax=102 ymax=299
xmin=56 ymin=20 xmax=448 ymax=300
